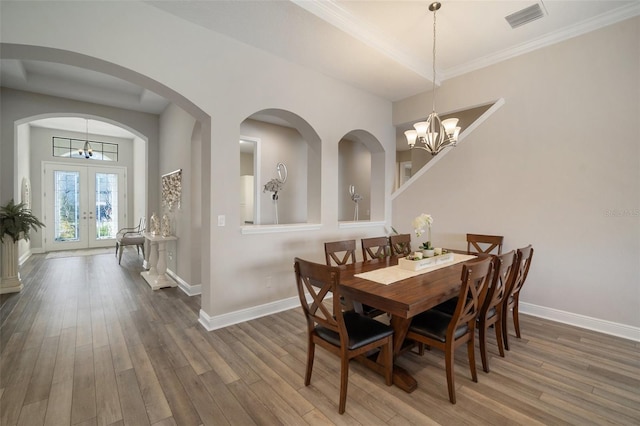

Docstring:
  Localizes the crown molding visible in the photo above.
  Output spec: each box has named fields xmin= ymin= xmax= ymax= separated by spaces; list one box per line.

xmin=443 ymin=2 xmax=640 ymax=80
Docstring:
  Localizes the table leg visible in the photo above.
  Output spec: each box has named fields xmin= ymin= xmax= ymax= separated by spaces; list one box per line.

xmin=360 ymin=315 xmax=417 ymax=393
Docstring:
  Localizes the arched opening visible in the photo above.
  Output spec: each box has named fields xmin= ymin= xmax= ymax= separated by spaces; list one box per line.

xmin=239 ymin=108 xmax=321 ymax=226
xmin=338 ymin=129 xmax=386 ymax=223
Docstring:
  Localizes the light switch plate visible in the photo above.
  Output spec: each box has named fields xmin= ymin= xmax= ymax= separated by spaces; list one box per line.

xmin=217 ymin=215 xmax=225 ymax=226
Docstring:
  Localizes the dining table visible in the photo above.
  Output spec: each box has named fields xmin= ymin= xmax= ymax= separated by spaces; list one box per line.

xmin=338 ymin=251 xmax=478 ymax=393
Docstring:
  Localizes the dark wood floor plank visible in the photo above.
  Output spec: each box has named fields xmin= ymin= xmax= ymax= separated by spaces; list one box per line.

xmin=24 ymin=335 xmax=59 ymax=405
xmin=199 ymin=369 xmax=256 ymax=425
xmin=71 ymin=344 xmax=97 ymax=425
xmin=154 ymin=366 xmax=202 ymax=426
xmin=94 ymin=345 xmax=123 ymax=426
xmin=115 ymin=368 xmax=150 ymax=426
xmin=44 ymin=379 xmax=73 ymax=426
xmin=16 ymin=398 xmax=48 ymax=426
xmin=128 ymin=343 xmax=172 ymax=424
xmin=173 ymin=365 xmax=229 ymax=425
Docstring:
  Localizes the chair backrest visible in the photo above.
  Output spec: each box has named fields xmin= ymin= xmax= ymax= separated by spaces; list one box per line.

xmin=467 ymin=233 xmax=504 ymax=255
xmin=324 ymin=240 xmax=356 ymax=266
xmin=389 ymin=234 xmax=412 ymax=256
xmin=480 ymin=250 xmax=517 ymax=317
xmin=361 ymin=236 xmax=391 ymax=261
xmin=137 ymin=217 xmax=146 ymax=232
xmin=294 ymin=257 xmax=346 ymax=345
xmin=507 ymin=245 xmax=534 ymax=299
xmin=450 ymin=257 xmax=494 ymax=335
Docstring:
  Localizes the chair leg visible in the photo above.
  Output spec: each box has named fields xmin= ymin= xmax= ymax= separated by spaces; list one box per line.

xmin=513 ymin=297 xmax=521 ymax=338
xmin=495 ymin=317 xmax=505 ymax=358
xmin=467 ymin=337 xmax=478 ymax=383
xmin=115 ymin=242 xmax=119 ymax=257
xmin=502 ymin=305 xmax=511 ymax=351
xmin=140 ymin=244 xmax=145 ymax=260
xmin=444 ymin=345 xmax=456 ymax=404
xmin=305 ymin=339 xmax=315 ymax=386
xmin=338 ymin=356 xmax=349 ymax=414
xmin=118 ymin=245 xmax=124 ymax=265
xmin=479 ymin=322 xmax=489 ymax=373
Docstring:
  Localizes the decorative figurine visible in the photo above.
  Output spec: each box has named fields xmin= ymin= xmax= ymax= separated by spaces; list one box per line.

xmin=161 ymin=214 xmax=171 ymax=237
xmin=150 ymin=213 xmax=160 ymax=235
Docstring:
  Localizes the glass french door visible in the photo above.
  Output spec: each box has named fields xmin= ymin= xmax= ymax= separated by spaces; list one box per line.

xmin=44 ymin=163 xmax=126 ymax=251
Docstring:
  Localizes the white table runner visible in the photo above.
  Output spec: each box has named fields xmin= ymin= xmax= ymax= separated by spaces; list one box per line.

xmin=354 ymin=253 xmax=477 ymax=285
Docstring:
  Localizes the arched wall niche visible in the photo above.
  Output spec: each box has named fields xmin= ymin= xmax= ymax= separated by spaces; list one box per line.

xmin=239 ymin=108 xmax=321 ymax=225
xmin=338 ymin=129 xmax=385 ymax=223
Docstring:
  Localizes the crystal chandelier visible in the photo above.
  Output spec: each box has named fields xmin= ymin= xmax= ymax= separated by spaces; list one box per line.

xmin=405 ymin=2 xmax=460 ymax=156
xmin=78 ymin=119 xmax=93 ymax=158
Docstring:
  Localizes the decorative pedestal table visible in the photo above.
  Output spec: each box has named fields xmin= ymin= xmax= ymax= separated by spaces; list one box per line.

xmin=141 ymin=233 xmax=177 ymax=290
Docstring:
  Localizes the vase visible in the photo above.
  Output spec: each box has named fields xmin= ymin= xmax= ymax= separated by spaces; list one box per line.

xmin=423 ymin=249 xmax=435 ymax=258
xmin=1 ymin=235 xmax=23 ymax=293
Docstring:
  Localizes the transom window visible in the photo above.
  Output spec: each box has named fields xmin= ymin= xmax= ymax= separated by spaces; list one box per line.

xmin=52 ymin=136 xmax=118 ymax=161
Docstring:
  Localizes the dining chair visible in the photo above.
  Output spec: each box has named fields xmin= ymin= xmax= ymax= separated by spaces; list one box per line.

xmin=389 ymin=233 xmax=412 ymax=256
xmin=467 ymin=233 xmax=504 ymax=255
xmin=115 ymin=217 xmax=146 ymax=265
xmin=405 ymin=256 xmax=493 ymax=404
xmin=502 ymin=245 xmax=534 ymax=351
xmin=324 ymin=240 xmax=356 ymax=266
xmin=293 ymin=258 xmax=394 ymax=414
xmin=324 ymin=240 xmax=385 ymax=319
xmin=361 ymin=236 xmax=391 ymax=261
xmin=477 ymin=250 xmax=517 ymax=373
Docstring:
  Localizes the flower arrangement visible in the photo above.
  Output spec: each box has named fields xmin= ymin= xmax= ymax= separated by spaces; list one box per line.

xmin=413 ymin=213 xmax=433 ymax=250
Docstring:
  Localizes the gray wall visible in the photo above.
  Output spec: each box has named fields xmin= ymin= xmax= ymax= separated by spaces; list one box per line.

xmin=393 ymin=17 xmax=640 ymax=330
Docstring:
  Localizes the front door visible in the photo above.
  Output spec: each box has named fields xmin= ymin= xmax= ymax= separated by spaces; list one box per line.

xmin=43 ymin=163 xmax=126 ymax=251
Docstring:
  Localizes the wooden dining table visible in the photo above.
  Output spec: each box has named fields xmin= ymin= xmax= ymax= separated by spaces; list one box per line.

xmin=338 ymin=253 xmax=477 ymax=393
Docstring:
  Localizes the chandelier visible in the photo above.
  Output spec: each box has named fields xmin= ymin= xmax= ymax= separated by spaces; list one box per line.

xmin=405 ymin=2 xmax=460 ymax=156
xmin=78 ymin=119 xmax=93 ymax=158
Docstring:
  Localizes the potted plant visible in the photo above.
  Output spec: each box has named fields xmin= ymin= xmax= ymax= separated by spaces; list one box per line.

xmin=0 ymin=199 xmax=45 ymax=293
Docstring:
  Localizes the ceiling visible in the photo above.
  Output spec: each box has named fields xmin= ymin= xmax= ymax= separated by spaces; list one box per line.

xmin=1 ymin=0 xmax=638 ymax=137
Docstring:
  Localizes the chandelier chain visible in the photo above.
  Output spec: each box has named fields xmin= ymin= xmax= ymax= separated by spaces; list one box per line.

xmin=432 ymin=6 xmax=437 ymax=113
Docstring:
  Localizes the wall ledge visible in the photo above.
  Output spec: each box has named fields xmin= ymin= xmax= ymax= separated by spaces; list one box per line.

xmin=241 ymin=223 xmax=322 ymax=235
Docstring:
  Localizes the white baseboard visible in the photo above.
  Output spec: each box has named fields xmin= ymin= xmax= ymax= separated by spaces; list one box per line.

xmin=520 ymin=302 xmax=640 ymax=342
xmin=199 ymin=296 xmax=302 ymax=331
xmin=166 ymin=268 xmax=201 ymax=296
xmin=197 ymin=296 xmax=640 ymax=342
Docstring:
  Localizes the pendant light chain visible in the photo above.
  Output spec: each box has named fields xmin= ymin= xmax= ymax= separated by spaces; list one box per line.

xmin=431 ymin=5 xmax=437 ymax=113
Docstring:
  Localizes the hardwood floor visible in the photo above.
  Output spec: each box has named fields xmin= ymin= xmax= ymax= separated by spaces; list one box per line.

xmin=1 ymin=249 xmax=639 ymax=425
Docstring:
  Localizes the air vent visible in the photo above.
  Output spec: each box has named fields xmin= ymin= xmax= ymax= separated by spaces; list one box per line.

xmin=505 ymin=2 xmax=546 ymax=29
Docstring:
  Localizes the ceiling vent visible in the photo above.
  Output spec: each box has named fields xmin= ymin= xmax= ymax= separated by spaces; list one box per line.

xmin=505 ymin=2 xmax=546 ymax=29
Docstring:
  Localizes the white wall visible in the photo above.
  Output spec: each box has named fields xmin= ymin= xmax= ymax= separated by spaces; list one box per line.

xmin=338 ymin=139 xmax=371 ymax=221
xmin=393 ymin=17 xmax=640 ymax=333
xmin=158 ymin=103 xmax=196 ymax=285
xmin=240 ymin=119 xmax=308 ymax=225
xmin=0 ymin=2 xmax=395 ymax=324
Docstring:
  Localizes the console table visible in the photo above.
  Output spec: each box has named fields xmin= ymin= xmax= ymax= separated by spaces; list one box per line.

xmin=141 ymin=233 xmax=177 ymax=290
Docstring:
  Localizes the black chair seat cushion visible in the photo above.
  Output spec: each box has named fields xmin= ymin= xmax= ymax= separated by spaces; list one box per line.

xmin=432 ymin=297 xmax=458 ymax=315
xmin=409 ymin=309 xmax=468 ymax=343
xmin=315 ymin=311 xmax=393 ymax=350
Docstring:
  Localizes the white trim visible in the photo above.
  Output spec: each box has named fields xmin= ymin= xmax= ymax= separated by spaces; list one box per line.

xmin=241 ymin=223 xmax=322 ymax=235
xmin=18 ymin=250 xmax=32 ymax=266
xmin=520 ymin=302 xmax=640 ymax=342
xmin=166 ymin=268 xmax=201 ymax=296
xmin=199 ymin=295 xmax=302 ymax=331
xmin=392 ymin=98 xmax=506 ymax=200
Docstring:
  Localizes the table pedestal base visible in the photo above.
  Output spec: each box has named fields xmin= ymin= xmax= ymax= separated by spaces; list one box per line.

xmin=141 ymin=233 xmax=177 ymax=291
xmin=141 ymin=270 xmax=176 ymax=290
